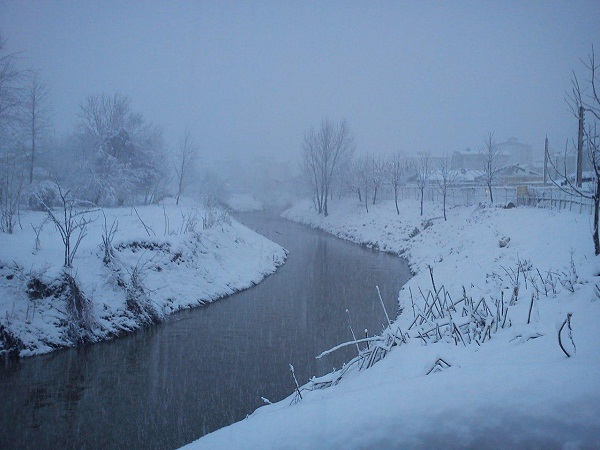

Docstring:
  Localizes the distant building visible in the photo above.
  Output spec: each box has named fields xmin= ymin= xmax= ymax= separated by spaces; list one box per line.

xmin=451 ymin=138 xmax=532 ymax=172
xmin=451 ymin=148 xmax=482 ymax=171
xmin=496 ymin=164 xmax=542 ymax=185
xmin=497 ymin=138 xmax=532 ymax=166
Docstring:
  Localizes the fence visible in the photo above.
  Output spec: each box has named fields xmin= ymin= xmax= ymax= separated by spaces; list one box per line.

xmin=376 ymin=185 xmax=595 ymax=215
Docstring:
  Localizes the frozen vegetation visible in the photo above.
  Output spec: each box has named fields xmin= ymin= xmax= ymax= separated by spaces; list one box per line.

xmin=184 ymin=198 xmax=600 ymax=449
xmin=0 ymin=200 xmax=286 ymax=358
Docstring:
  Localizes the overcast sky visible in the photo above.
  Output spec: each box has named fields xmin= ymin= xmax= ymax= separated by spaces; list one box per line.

xmin=1 ymin=0 xmax=599 ymax=163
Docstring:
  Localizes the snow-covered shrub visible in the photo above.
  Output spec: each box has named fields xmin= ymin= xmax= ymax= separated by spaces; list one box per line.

xmin=100 ymin=212 xmax=118 ymax=265
xmin=0 ymin=323 xmax=24 ymax=359
xmin=28 ymin=180 xmax=60 ymax=211
xmin=122 ymin=263 xmax=163 ymax=325
xmin=202 ymin=193 xmax=231 ymax=230
xmin=53 ymin=272 xmax=97 ymax=344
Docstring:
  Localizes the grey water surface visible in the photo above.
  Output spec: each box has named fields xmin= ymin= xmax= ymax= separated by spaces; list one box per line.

xmin=0 ymin=212 xmax=411 ymax=449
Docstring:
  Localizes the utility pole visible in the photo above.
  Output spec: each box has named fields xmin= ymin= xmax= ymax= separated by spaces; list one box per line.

xmin=543 ymin=135 xmax=548 ymax=186
xmin=577 ymin=106 xmax=584 ymax=187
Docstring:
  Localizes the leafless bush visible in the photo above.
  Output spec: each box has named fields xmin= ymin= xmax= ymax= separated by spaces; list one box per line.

xmin=133 ymin=206 xmax=155 ymax=237
xmin=202 ymin=193 xmax=231 ymax=230
xmin=30 ymin=216 xmax=49 ymax=253
xmin=122 ymin=259 xmax=163 ymax=324
xmin=54 ymin=272 xmax=96 ymax=344
xmin=0 ymin=323 xmax=24 ymax=359
xmin=0 ymin=155 xmax=23 ymax=234
xmin=101 ymin=211 xmax=118 ymax=265
xmin=179 ymin=209 xmax=198 ymax=233
xmin=40 ymin=183 xmax=97 ymax=267
xmin=560 ymin=250 xmax=579 ymax=293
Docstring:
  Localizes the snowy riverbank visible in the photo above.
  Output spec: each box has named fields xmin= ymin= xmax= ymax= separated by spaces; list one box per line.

xmin=0 ymin=203 xmax=286 ymax=358
xmin=185 ymin=198 xmax=600 ymax=448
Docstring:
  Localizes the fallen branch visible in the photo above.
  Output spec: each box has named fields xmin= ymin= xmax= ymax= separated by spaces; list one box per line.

xmin=316 ymin=336 xmax=382 ymax=359
xmin=558 ymin=313 xmax=575 ymax=358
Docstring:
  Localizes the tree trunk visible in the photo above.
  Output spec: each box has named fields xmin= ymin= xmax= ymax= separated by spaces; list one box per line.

xmin=443 ymin=192 xmax=447 ymax=221
xmin=357 ymin=187 xmax=362 ymax=203
xmin=420 ymin=187 xmax=424 ymax=216
xmin=488 ymin=182 xmax=494 ymax=203
xmin=394 ymin=185 xmax=399 ymax=215
xmin=29 ymin=133 xmax=35 ymax=185
xmin=594 ymin=180 xmax=600 ymax=256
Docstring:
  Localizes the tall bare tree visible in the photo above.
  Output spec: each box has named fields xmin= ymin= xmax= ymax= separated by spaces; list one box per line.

xmin=370 ymin=155 xmax=385 ymax=206
xmin=0 ymin=33 xmax=22 ymax=141
xmin=435 ymin=153 xmax=457 ymax=221
xmin=22 ymin=71 xmax=51 ymax=184
xmin=173 ymin=128 xmax=198 ymax=205
xmin=355 ymin=154 xmax=373 ymax=213
xmin=389 ymin=152 xmax=407 ymax=215
xmin=340 ymin=158 xmax=362 ymax=203
xmin=414 ymin=153 xmax=430 ymax=216
xmin=480 ymin=132 xmax=503 ymax=203
xmin=0 ymin=34 xmax=25 ymax=233
xmin=301 ymin=119 xmax=355 ymax=216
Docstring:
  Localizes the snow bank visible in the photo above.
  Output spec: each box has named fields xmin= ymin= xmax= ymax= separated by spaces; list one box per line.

xmin=0 ymin=204 xmax=286 ymax=357
xmin=184 ymin=198 xmax=600 ymax=449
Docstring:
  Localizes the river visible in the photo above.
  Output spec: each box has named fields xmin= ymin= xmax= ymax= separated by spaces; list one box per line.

xmin=0 ymin=212 xmax=411 ymax=449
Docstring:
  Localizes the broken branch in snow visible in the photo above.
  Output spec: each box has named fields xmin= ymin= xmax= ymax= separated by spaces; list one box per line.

xmin=316 ymin=336 xmax=382 ymax=359
xmin=558 ymin=313 xmax=575 ymax=358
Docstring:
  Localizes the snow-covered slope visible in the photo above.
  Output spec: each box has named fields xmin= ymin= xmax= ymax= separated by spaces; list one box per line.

xmin=0 ymin=204 xmax=286 ymax=357
xmin=184 ymin=198 xmax=600 ymax=449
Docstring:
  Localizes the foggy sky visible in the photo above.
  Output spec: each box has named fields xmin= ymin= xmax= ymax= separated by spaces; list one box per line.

xmin=1 ymin=0 xmax=599 ymax=164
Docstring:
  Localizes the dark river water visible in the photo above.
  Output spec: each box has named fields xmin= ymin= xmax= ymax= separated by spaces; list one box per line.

xmin=0 ymin=212 xmax=411 ymax=450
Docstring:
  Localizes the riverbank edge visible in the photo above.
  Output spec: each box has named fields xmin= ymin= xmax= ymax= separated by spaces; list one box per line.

xmin=183 ymin=197 xmax=600 ymax=449
xmin=0 ymin=209 xmax=288 ymax=359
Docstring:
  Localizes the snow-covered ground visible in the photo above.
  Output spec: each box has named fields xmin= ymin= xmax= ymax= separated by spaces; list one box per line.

xmin=185 ymin=198 xmax=600 ymax=449
xmin=0 ymin=202 xmax=286 ymax=357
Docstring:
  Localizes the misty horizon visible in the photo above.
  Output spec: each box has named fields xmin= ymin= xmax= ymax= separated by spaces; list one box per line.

xmin=1 ymin=1 xmax=599 ymax=164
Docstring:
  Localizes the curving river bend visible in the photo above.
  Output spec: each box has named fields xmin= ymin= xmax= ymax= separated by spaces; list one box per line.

xmin=0 ymin=212 xmax=411 ymax=449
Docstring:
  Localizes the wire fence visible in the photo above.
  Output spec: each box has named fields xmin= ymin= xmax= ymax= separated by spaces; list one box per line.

xmin=377 ymin=185 xmax=595 ymax=215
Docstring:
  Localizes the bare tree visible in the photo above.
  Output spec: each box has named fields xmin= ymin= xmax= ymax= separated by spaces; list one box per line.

xmin=340 ymin=158 xmax=362 ymax=203
xmin=435 ymin=153 xmax=457 ymax=221
xmin=173 ymin=128 xmax=198 ymax=205
xmin=301 ymin=119 xmax=355 ymax=216
xmin=22 ymin=71 xmax=51 ymax=184
xmin=355 ymin=154 xmax=372 ymax=213
xmin=550 ymin=47 xmax=600 ymax=255
xmin=0 ymin=152 xmax=23 ymax=233
xmin=0 ymin=35 xmax=25 ymax=233
xmin=480 ymin=132 xmax=503 ymax=203
xmin=0 ymin=33 xmax=22 ymax=140
xmin=414 ymin=154 xmax=430 ymax=216
xmin=389 ymin=152 xmax=407 ymax=215
xmin=40 ymin=182 xmax=97 ymax=268
xmin=370 ymin=155 xmax=385 ymax=206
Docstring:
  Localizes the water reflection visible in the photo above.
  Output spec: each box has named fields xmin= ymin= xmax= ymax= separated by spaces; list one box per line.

xmin=0 ymin=212 xmax=411 ymax=449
